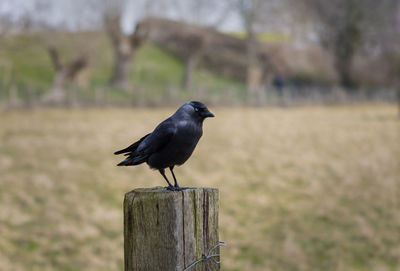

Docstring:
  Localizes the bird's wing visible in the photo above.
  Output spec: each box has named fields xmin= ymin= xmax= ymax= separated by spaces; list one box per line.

xmin=136 ymin=118 xmax=177 ymax=156
xmin=114 ymin=133 xmax=151 ymax=155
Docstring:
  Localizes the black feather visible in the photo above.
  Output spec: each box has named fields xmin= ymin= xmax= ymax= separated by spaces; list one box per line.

xmin=114 ymin=133 xmax=150 ymax=155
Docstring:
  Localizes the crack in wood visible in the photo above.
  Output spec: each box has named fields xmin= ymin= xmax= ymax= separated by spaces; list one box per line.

xmin=182 ymin=190 xmax=186 ymax=268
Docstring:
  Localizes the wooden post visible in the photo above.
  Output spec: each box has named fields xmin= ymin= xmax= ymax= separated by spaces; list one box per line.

xmin=124 ymin=187 xmax=220 ymax=271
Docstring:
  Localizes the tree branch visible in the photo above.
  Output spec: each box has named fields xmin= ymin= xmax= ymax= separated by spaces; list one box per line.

xmin=47 ymin=46 xmax=63 ymax=71
xmin=104 ymin=13 xmax=123 ymax=47
xmin=65 ymin=54 xmax=88 ymax=80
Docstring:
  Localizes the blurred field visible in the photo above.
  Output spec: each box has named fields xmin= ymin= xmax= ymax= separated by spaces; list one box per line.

xmin=0 ymin=105 xmax=399 ymax=271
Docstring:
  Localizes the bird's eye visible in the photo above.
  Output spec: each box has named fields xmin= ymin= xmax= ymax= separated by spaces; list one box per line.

xmin=194 ymin=107 xmax=199 ymax=112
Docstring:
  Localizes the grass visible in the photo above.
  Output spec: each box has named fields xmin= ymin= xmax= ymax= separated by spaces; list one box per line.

xmin=227 ymin=31 xmax=290 ymax=42
xmin=0 ymin=34 xmax=53 ymax=89
xmin=0 ymin=105 xmax=399 ymax=271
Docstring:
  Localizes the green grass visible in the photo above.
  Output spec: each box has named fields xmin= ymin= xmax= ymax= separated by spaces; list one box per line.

xmin=0 ymin=105 xmax=399 ymax=271
xmin=132 ymin=44 xmax=184 ymax=87
xmin=0 ymin=35 xmax=53 ymax=89
xmin=227 ymin=31 xmax=290 ymax=42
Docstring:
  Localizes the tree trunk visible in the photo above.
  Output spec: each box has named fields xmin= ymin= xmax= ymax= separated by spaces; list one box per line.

xmin=105 ymin=15 xmax=146 ymax=91
xmin=245 ymin=33 xmax=265 ymax=105
xmin=334 ymin=51 xmax=354 ymax=90
xmin=182 ymin=53 xmax=200 ymax=90
xmin=43 ymin=70 xmax=67 ymax=104
xmin=8 ymin=85 xmax=21 ymax=107
xmin=397 ymin=86 xmax=400 ymax=120
xmin=332 ymin=13 xmax=360 ymax=91
xmin=110 ymin=48 xmax=133 ymax=90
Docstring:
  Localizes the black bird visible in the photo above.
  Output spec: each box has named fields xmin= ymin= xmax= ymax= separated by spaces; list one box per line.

xmin=114 ymin=101 xmax=214 ymax=191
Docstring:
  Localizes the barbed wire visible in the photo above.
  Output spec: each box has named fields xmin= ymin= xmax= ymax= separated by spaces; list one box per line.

xmin=183 ymin=241 xmax=226 ymax=271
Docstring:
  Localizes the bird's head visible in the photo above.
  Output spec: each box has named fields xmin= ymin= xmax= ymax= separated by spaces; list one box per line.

xmin=178 ymin=101 xmax=215 ymax=122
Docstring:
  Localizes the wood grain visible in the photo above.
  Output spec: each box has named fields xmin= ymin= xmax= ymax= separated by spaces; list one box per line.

xmin=124 ymin=187 xmax=219 ymax=271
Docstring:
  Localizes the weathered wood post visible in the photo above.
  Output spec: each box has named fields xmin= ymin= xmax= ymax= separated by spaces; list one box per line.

xmin=124 ymin=187 xmax=220 ymax=271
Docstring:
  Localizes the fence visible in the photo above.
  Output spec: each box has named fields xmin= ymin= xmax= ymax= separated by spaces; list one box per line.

xmin=0 ymin=82 xmax=398 ymax=109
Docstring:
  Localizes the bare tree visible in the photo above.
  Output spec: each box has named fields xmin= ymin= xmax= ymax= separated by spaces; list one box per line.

xmin=0 ymin=14 xmax=14 ymax=36
xmin=2 ymin=0 xmax=93 ymax=105
xmin=42 ymin=45 xmax=88 ymax=104
xmin=181 ymin=35 xmax=206 ymax=89
xmin=382 ymin=0 xmax=400 ymax=118
xmin=102 ymin=0 xmax=147 ymax=90
xmin=233 ymin=0 xmax=270 ymax=103
xmin=302 ymin=0 xmax=388 ymax=90
xmin=375 ymin=0 xmax=400 ymax=118
xmin=161 ymin=0 xmax=234 ymax=90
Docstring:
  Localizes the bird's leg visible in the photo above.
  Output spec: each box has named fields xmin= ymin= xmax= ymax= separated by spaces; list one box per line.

xmin=159 ymin=169 xmax=173 ymax=189
xmin=169 ymin=166 xmax=181 ymax=189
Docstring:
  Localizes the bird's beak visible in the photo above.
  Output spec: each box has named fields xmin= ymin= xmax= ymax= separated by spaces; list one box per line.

xmin=204 ymin=110 xmax=215 ymax=118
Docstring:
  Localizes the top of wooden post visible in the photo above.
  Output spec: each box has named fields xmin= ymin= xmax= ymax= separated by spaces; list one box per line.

xmin=125 ymin=186 xmax=218 ymax=195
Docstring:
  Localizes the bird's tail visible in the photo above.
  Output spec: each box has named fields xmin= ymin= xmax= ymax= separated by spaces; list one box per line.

xmin=114 ymin=134 xmax=150 ymax=166
xmin=117 ymin=155 xmax=147 ymax=166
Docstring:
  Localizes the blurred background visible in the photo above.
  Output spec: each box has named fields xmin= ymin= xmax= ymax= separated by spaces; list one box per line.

xmin=0 ymin=0 xmax=399 ymax=270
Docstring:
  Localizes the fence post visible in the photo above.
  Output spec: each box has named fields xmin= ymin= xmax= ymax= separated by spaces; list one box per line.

xmin=124 ymin=187 xmax=220 ymax=271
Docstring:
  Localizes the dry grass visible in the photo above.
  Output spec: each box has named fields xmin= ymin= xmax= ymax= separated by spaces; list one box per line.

xmin=0 ymin=105 xmax=399 ymax=271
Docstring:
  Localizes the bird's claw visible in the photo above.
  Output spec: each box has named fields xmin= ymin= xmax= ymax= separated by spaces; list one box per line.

xmin=166 ymin=186 xmax=183 ymax=191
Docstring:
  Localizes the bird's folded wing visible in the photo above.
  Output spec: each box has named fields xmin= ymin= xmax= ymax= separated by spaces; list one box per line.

xmin=114 ymin=133 xmax=151 ymax=155
xmin=136 ymin=119 xmax=177 ymax=156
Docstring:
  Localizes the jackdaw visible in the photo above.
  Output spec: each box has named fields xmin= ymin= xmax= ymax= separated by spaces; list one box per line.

xmin=114 ymin=101 xmax=214 ymax=190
